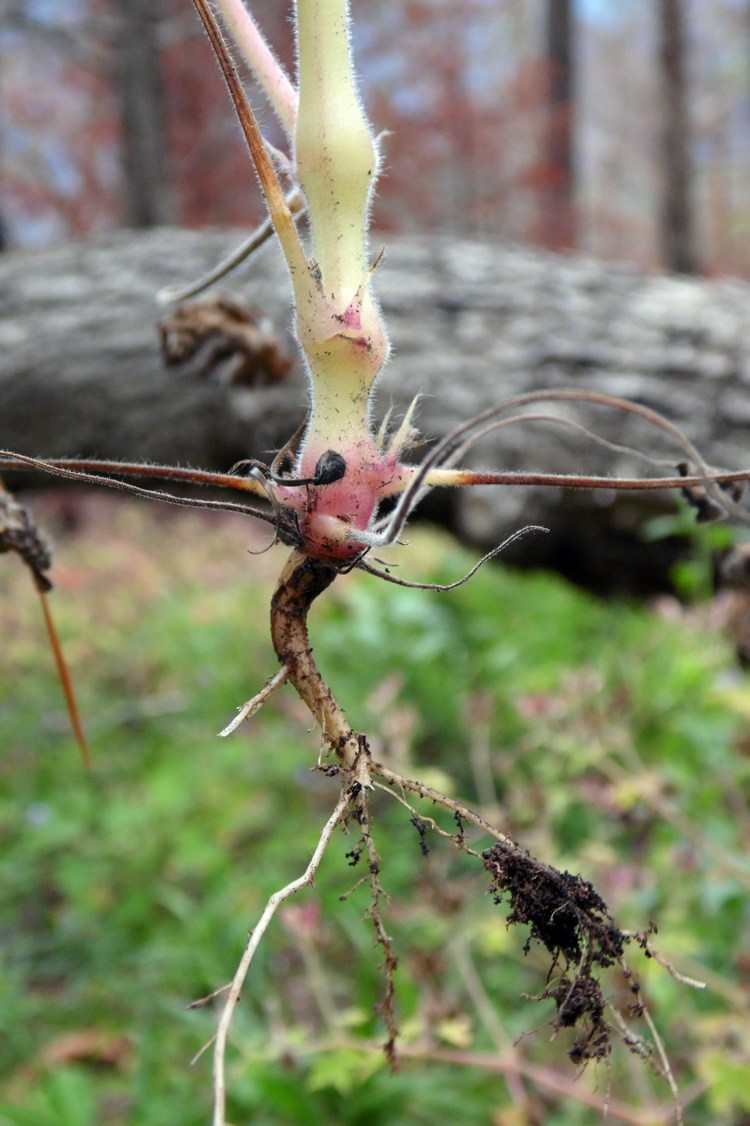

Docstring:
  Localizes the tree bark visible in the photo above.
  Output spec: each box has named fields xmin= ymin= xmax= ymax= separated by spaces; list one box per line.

xmin=658 ymin=0 xmax=697 ymax=273
xmin=2 ymin=227 xmax=750 ymax=593
xmin=111 ymin=0 xmax=175 ymax=227
xmin=541 ymin=0 xmax=575 ymax=250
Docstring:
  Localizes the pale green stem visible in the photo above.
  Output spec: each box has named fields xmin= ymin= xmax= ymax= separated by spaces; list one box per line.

xmin=293 ymin=0 xmax=389 ymax=466
xmin=295 ymin=0 xmax=377 ymax=299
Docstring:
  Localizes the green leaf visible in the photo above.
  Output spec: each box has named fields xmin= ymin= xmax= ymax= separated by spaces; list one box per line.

xmin=307 ymin=1048 xmax=384 ymax=1095
xmin=699 ymin=1050 xmax=750 ymax=1114
xmin=0 ymin=1068 xmax=95 ymax=1126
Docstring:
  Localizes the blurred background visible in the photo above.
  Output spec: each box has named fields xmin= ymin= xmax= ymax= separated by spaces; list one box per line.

xmin=3 ymin=5 xmax=750 ymax=1125
xmin=2 ymin=0 xmax=750 ymax=275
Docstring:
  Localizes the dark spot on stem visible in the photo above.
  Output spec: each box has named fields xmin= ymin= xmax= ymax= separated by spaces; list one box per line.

xmin=313 ymin=450 xmax=347 ymax=486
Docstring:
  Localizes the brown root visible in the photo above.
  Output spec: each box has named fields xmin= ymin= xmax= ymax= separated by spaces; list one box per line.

xmin=483 ymin=841 xmax=630 ymax=1064
xmin=270 ymin=548 xmax=372 ymax=784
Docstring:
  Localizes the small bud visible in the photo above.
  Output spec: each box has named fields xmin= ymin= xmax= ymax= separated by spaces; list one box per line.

xmin=314 ymin=450 xmax=347 ymax=486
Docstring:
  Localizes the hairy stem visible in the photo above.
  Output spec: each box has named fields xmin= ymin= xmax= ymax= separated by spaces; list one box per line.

xmin=192 ymin=0 xmax=309 ymax=283
xmin=213 ymin=0 xmax=297 ymax=135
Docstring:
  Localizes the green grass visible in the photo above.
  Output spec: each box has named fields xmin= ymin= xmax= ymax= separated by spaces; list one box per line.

xmin=1 ymin=494 xmax=749 ymax=1125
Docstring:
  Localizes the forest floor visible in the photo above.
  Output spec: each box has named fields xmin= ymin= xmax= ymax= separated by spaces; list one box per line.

xmin=1 ymin=491 xmax=749 ymax=1126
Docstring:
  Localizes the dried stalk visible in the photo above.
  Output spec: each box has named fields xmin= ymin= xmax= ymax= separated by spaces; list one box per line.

xmin=212 ymin=786 xmax=353 ymax=1126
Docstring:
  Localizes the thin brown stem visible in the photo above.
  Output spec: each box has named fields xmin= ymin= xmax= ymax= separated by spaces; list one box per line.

xmin=0 ymin=455 xmax=266 ymax=494
xmin=1 ymin=484 xmax=89 ymax=765
xmin=157 ymin=189 xmax=306 ymax=305
xmin=0 ymin=453 xmax=272 ymax=521
xmin=372 ymin=762 xmax=516 ymax=847
xmin=191 ymin=0 xmax=307 ymax=278
xmin=37 ymin=587 xmax=91 ymax=767
xmin=3 ymin=452 xmax=750 ymax=506
xmin=383 ymin=388 xmax=750 ymax=544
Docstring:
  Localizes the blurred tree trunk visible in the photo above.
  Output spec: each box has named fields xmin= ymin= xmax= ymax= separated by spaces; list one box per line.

xmin=539 ymin=0 xmax=575 ymax=250
xmin=111 ymin=0 xmax=175 ymax=227
xmin=0 ymin=69 xmax=5 ymax=251
xmin=657 ymin=0 xmax=697 ymax=273
xmin=4 ymin=228 xmax=750 ymax=594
